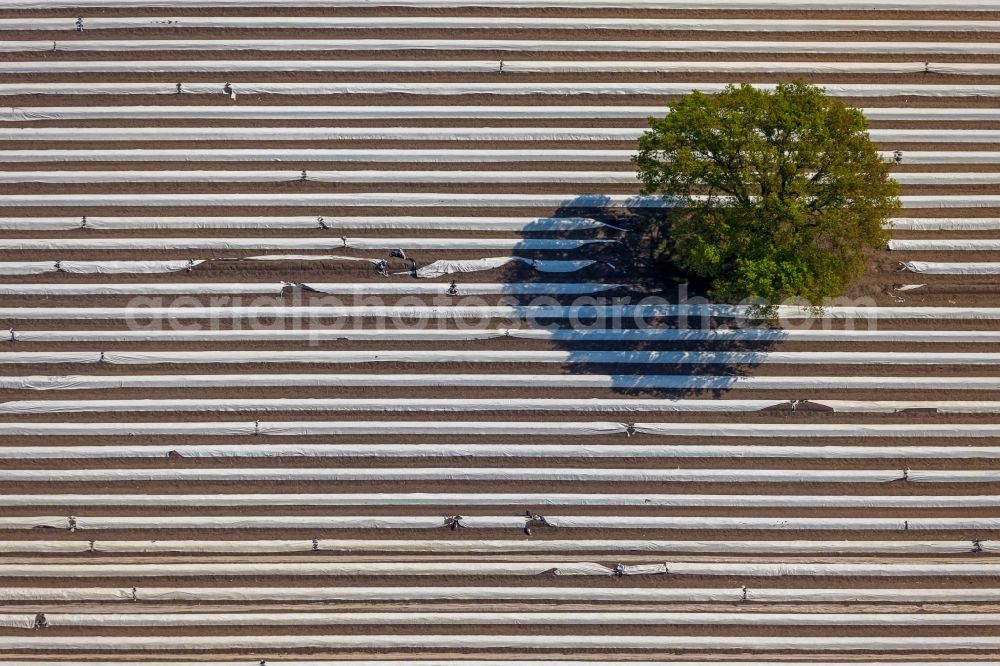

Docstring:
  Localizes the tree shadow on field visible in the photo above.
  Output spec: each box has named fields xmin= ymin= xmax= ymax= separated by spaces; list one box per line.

xmin=498 ymin=196 xmax=780 ymax=402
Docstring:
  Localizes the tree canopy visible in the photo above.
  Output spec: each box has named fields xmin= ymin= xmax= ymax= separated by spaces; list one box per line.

xmin=633 ymin=81 xmax=900 ymax=306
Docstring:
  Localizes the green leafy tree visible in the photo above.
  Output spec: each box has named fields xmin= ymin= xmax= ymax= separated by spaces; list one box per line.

xmin=633 ymin=81 xmax=900 ymax=306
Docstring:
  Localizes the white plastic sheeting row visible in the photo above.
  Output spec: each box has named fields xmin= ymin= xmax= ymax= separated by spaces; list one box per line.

xmin=443 ymin=258 xmax=596 ymax=275
xmin=3 ymin=611 xmax=1000 ymax=627
xmin=0 ymin=662 xmax=982 ymax=666
xmin=663 ymin=561 xmax=1000 ymax=577
xmin=0 ymin=148 xmax=1000 ymax=164
xmin=1 ymin=81 xmax=999 ymax=96
xmin=3 ymin=662 xmax=987 ymax=666
xmin=11 ymin=303 xmax=1000 ymax=320
xmin=306 ymin=282 xmax=615 ymax=295
xmin=0 ymin=170 xmax=645 ymax=185
xmin=0 ymin=257 xmax=593 ymax=276
xmin=5 ymin=0 xmax=996 ymax=9
xmin=892 ymin=173 xmax=1000 ymax=184
xmin=0 ymin=398 xmax=794 ymax=414
xmin=2 ymin=515 xmax=999 ymax=531
xmin=416 ymin=257 xmax=598 ymax=277
xmin=7 ymin=350 xmax=1000 ymax=365
xmin=8 ymin=328 xmax=1000 ymax=344
xmin=11 ymin=61 xmax=1000 ymax=79
xmin=1 ymin=539 xmax=991 ymax=554
xmin=2 ymin=635 xmax=1000 ymax=651
xmin=6 ymin=657 xmax=998 ymax=666
xmin=5 ymin=586 xmax=1000 ymax=603
xmin=0 ymin=170 xmax=991 ymax=185
xmin=8 ymin=105 xmax=1000 ymax=122
xmin=0 ymin=282 xmax=615 ymax=296
xmin=0 ymin=193 xmax=665 ymax=208
xmin=5 ymin=40 xmax=1000 ymax=56
xmin=892 ymin=239 xmax=1000 ymax=251
xmin=0 ymin=421 xmax=627 ymax=436
xmin=0 ymin=215 xmax=620 ymax=231
xmin=0 ymin=236 xmax=610 ymax=250
xmin=239 ymin=254 xmax=382 ymax=264
xmin=2 ymin=493 xmax=996 ymax=508
xmin=0 ymin=169 xmax=632 ymax=185
xmin=901 ymin=262 xmax=1000 ymax=274
xmin=808 ymin=400 xmax=1000 ymax=413
xmin=891 ymin=218 xmax=1000 ymax=230
xmin=0 ymin=145 xmax=587 ymax=162
xmin=10 ymin=303 xmax=1000 ymax=319
xmin=8 ymin=60 xmax=1000 ymax=76
xmin=0 ymin=258 xmax=383 ymax=276
xmin=8 ymin=123 xmax=638 ymax=139
xmin=0 ymin=259 xmax=203 ymax=275
xmin=6 ymin=398 xmax=1000 ymax=415
xmin=547 ymin=517 xmax=1000 ymax=530
xmin=0 ymin=561 xmax=625 ymax=577
xmin=2 ymin=421 xmax=999 ymax=438
xmin=8 ymin=374 xmax=1000 ymax=393
xmin=632 ymin=423 xmax=1000 ymax=438
xmin=0 ymin=151 xmax=1000 ymax=169
xmin=3 ymin=125 xmax=997 ymax=142
xmin=0 ymin=282 xmax=290 ymax=296
xmin=2 ymin=443 xmax=999 ymax=461
xmin=2 ymin=468 xmax=996 ymax=483
xmin=10 ymin=17 xmax=1000 ymax=31
xmin=1 ymin=515 xmax=490 ymax=530
xmin=0 ymin=194 xmax=992 ymax=209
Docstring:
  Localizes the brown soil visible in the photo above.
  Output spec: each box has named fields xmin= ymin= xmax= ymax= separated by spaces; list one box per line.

xmin=2 ymin=3 xmax=1000 ymax=662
